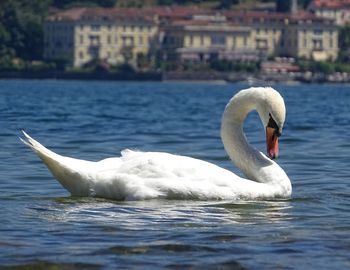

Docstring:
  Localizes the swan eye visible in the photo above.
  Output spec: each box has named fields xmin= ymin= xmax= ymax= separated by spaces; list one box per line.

xmin=268 ymin=114 xmax=281 ymax=137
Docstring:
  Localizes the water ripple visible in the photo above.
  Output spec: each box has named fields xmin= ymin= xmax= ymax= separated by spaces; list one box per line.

xmin=0 ymin=81 xmax=349 ymax=269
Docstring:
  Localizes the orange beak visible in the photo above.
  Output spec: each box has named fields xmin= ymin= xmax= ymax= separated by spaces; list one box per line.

xmin=266 ymin=127 xmax=279 ymax=159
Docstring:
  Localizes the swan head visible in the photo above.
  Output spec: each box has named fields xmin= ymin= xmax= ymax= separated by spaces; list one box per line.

xmin=255 ymin=87 xmax=286 ymax=160
xmin=222 ymin=87 xmax=286 ymax=161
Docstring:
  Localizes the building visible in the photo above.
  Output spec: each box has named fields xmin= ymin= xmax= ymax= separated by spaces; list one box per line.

xmin=308 ymin=0 xmax=350 ymax=25
xmin=44 ymin=8 xmax=159 ymax=67
xmin=161 ymin=14 xmax=257 ymax=64
xmin=160 ymin=9 xmax=338 ymax=63
xmin=224 ymin=10 xmax=338 ymax=61
xmin=43 ymin=6 xmax=339 ymax=68
xmin=284 ymin=12 xmax=338 ymax=61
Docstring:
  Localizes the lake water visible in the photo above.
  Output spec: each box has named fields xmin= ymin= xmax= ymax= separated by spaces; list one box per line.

xmin=0 ymin=80 xmax=349 ymax=269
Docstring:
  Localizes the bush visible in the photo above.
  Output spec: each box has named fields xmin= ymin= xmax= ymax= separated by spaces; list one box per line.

xmin=297 ymin=59 xmax=350 ymax=74
xmin=210 ymin=59 xmax=259 ymax=72
xmin=116 ymin=63 xmax=135 ymax=73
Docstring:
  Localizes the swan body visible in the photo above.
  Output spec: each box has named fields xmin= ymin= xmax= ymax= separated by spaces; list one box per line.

xmin=21 ymin=87 xmax=292 ymax=200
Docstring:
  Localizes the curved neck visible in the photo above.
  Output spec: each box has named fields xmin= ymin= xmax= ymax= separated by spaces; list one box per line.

xmin=220 ymin=90 xmax=287 ymax=185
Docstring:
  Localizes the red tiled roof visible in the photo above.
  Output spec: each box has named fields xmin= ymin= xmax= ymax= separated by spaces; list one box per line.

xmin=261 ymin=62 xmax=300 ymax=72
xmin=170 ymin=15 xmax=232 ymax=27
xmin=171 ymin=19 xmax=214 ymax=27
xmin=288 ymin=10 xmax=325 ymax=22
xmin=47 ymin=7 xmax=87 ymax=21
xmin=224 ymin=10 xmax=333 ymax=24
xmin=47 ymin=6 xmax=206 ymax=22
xmin=312 ymin=0 xmax=350 ymax=9
xmin=47 ymin=7 xmax=157 ymax=22
xmin=224 ymin=10 xmax=286 ymax=20
xmin=46 ymin=6 xmax=335 ymax=25
xmin=147 ymin=6 xmax=210 ymax=18
xmin=82 ymin=8 xmax=155 ymax=22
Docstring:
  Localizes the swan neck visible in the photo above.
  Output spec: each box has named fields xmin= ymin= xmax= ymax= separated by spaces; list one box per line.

xmin=220 ymin=91 xmax=269 ymax=182
xmin=220 ymin=88 xmax=291 ymax=198
xmin=221 ymin=101 xmax=253 ymax=173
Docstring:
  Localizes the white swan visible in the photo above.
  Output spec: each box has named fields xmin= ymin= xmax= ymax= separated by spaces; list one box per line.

xmin=21 ymin=87 xmax=291 ymax=200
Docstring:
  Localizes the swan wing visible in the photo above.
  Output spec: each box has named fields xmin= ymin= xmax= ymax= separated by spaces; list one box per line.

xmin=91 ymin=150 xmax=249 ymax=200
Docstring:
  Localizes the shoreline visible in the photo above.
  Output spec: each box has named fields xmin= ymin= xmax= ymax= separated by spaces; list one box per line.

xmin=0 ymin=70 xmax=162 ymax=81
xmin=0 ymin=70 xmax=349 ymax=84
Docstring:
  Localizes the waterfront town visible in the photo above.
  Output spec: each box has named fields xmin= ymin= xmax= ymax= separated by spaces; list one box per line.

xmin=2 ymin=0 xmax=350 ymax=82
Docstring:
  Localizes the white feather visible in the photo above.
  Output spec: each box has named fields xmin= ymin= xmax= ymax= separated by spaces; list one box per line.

xmin=21 ymin=87 xmax=292 ymax=200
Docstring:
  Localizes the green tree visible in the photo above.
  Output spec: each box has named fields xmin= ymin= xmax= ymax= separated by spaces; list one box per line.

xmin=338 ymin=25 xmax=350 ymax=62
xmin=276 ymin=0 xmax=291 ymax=12
xmin=158 ymin=0 xmax=173 ymax=5
xmin=300 ymin=0 xmax=312 ymax=8
xmin=0 ymin=0 xmax=51 ymax=62
xmin=219 ymin=0 xmax=239 ymax=9
xmin=52 ymin=0 xmax=117 ymax=8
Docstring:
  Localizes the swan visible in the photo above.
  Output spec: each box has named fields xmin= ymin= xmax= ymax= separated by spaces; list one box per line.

xmin=21 ymin=87 xmax=291 ymax=200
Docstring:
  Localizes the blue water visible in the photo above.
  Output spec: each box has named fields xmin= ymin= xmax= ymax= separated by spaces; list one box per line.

xmin=0 ymin=80 xmax=349 ymax=269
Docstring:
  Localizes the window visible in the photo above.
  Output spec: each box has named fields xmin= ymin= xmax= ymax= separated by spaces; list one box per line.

xmin=89 ymin=35 xmax=100 ymax=46
xmin=211 ymin=35 xmax=225 ymax=45
xmin=107 ymin=35 xmax=111 ymax=44
xmin=79 ymin=51 xmax=84 ymax=59
xmin=91 ymin=24 xmax=100 ymax=31
xmin=139 ymin=36 xmax=143 ymax=46
xmin=312 ymin=39 xmax=323 ymax=50
xmin=189 ymin=35 xmax=194 ymax=46
xmin=314 ymin=29 xmax=323 ymax=35
xmin=256 ymin=39 xmax=267 ymax=49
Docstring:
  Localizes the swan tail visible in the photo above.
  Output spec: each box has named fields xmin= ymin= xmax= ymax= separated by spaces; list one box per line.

xmin=20 ymin=131 xmax=91 ymax=196
xmin=20 ymin=131 xmax=61 ymax=161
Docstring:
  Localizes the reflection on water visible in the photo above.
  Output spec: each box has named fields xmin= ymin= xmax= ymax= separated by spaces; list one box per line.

xmin=34 ymin=198 xmax=293 ymax=228
xmin=0 ymin=81 xmax=350 ymax=269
